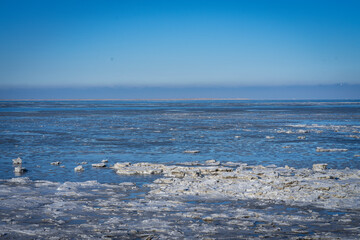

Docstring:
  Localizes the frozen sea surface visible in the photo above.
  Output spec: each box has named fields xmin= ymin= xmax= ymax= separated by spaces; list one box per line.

xmin=1 ymin=176 xmax=360 ymax=239
xmin=0 ymin=100 xmax=360 ymax=238
xmin=1 ymin=100 xmax=360 ymax=182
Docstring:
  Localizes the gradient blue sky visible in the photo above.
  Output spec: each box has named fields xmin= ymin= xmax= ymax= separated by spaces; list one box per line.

xmin=0 ymin=0 xmax=359 ymax=88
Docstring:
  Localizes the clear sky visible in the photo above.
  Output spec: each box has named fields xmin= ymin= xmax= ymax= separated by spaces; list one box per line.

xmin=0 ymin=0 xmax=359 ymax=88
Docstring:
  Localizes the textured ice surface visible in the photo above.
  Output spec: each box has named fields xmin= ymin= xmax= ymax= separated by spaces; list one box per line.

xmin=1 ymin=163 xmax=360 ymax=239
xmin=112 ymin=162 xmax=360 ymax=210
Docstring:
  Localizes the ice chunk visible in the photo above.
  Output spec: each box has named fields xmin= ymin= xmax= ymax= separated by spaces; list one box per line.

xmin=92 ymin=163 xmax=106 ymax=168
xmin=74 ymin=166 xmax=84 ymax=172
xmin=316 ymin=147 xmax=348 ymax=152
xmin=12 ymin=157 xmax=22 ymax=165
xmin=14 ymin=166 xmax=27 ymax=174
xmin=312 ymin=163 xmax=328 ymax=171
xmin=184 ymin=150 xmax=200 ymax=154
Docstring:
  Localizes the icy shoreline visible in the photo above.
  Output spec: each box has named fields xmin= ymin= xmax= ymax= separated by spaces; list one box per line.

xmin=1 ymin=162 xmax=360 ymax=239
xmin=112 ymin=161 xmax=360 ymax=211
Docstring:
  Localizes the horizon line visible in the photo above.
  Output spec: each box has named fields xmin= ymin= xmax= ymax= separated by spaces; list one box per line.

xmin=0 ymin=98 xmax=250 ymax=101
xmin=0 ymin=83 xmax=358 ymax=89
xmin=1 ymin=98 xmax=360 ymax=102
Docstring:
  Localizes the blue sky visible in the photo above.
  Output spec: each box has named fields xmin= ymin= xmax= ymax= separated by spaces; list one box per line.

xmin=0 ymin=0 xmax=359 ymax=88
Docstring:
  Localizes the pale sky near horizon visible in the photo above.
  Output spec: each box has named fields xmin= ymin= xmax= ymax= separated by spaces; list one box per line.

xmin=0 ymin=0 xmax=359 ymax=88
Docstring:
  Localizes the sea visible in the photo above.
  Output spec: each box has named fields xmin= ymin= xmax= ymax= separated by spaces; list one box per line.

xmin=0 ymin=100 xmax=360 ymax=239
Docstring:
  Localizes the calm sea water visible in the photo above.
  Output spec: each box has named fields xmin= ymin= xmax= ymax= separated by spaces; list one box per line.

xmin=1 ymin=100 xmax=359 ymax=183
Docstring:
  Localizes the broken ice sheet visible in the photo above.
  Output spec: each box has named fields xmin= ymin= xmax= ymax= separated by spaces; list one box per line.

xmin=1 ymin=172 xmax=360 ymax=239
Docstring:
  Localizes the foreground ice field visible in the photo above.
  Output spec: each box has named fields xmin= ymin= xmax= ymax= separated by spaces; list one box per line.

xmin=1 ymin=161 xmax=360 ymax=239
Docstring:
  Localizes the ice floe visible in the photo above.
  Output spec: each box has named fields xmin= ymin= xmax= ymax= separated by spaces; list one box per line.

xmin=184 ymin=150 xmax=200 ymax=154
xmin=91 ymin=163 xmax=106 ymax=168
xmin=111 ymin=161 xmax=360 ymax=211
xmin=316 ymin=147 xmax=348 ymax=152
xmin=74 ymin=166 xmax=84 ymax=172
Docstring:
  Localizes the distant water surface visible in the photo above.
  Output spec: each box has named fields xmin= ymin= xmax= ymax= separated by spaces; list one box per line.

xmin=0 ymin=100 xmax=359 ymax=183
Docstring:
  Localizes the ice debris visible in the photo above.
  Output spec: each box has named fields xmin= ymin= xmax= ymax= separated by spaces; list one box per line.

xmin=113 ymin=161 xmax=360 ymax=210
xmin=316 ymin=147 xmax=348 ymax=152
xmin=74 ymin=166 xmax=84 ymax=172
xmin=14 ymin=166 xmax=27 ymax=174
xmin=51 ymin=161 xmax=61 ymax=166
xmin=92 ymin=163 xmax=106 ymax=168
xmin=348 ymin=135 xmax=360 ymax=139
xmin=205 ymin=159 xmax=220 ymax=166
xmin=276 ymin=129 xmax=295 ymax=134
xmin=297 ymin=129 xmax=310 ymax=134
xmin=312 ymin=163 xmax=328 ymax=171
xmin=12 ymin=157 xmax=22 ymax=165
xmin=1 ymin=166 xmax=360 ymax=239
xmin=184 ymin=150 xmax=200 ymax=154
xmin=113 ymin=162 xmax=163 ymax=175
